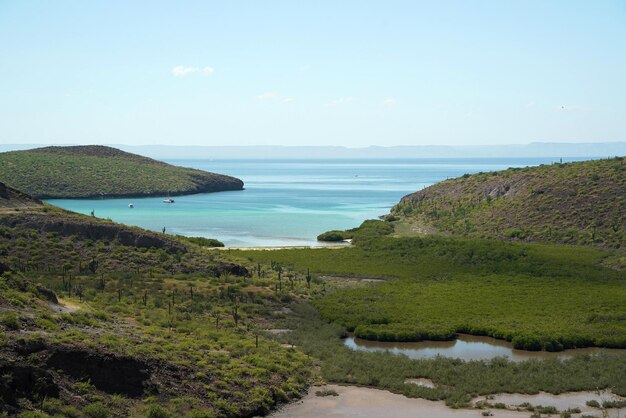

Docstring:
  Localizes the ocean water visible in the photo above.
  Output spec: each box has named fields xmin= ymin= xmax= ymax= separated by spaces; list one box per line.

xmin=47 ymin=158 xmax=580 ymax=247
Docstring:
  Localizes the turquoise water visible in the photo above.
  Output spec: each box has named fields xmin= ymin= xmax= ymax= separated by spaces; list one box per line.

xmin=47 ymin=158 xmax=581 ymax=247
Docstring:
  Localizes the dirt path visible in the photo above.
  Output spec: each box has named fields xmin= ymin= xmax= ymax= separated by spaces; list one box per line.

xmin=49 ymin=298 xmax=83 ymax=314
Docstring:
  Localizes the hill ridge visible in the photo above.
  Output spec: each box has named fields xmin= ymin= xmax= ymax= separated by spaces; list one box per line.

xmin=30 ymin=145 xmax=162 ymax=164
xmin=392 ymin=157 xmax=626 ymax=248
xmin=0 ymin=181 xmax=43 ymax=209
xmin=0 ymin=145 xmax=244 ymax=199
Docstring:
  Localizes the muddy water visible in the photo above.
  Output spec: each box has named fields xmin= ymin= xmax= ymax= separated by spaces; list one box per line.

xmin=344 ymin=334 xmax=626 ymax=361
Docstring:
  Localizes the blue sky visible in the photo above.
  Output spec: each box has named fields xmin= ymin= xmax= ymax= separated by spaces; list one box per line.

xmin=1 ymin=1 xmax=625 ymax=147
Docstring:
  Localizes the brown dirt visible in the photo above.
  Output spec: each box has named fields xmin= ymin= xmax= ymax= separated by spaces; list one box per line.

xmin=271 ymin=385 xmax=532 ymax=418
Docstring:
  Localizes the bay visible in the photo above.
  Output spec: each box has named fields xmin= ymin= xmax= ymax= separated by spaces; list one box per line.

xmin=47 ymin=157 xmax=583 ymax=247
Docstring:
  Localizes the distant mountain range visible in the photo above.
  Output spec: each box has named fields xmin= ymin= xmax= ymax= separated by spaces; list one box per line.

xmin=1 ymin=142 xmax=625 ymax=159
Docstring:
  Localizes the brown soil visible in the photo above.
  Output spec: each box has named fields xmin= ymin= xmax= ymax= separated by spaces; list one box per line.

xmin=271 ymin=385 xmax=531 ymax=418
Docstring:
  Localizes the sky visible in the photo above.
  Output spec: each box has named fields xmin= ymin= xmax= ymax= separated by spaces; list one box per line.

xmin=0 ymin=1 xmax=625 ymax=147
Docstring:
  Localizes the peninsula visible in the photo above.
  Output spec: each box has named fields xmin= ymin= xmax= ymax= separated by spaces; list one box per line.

xmin=0 ymin=145 xmax=244 ymax=199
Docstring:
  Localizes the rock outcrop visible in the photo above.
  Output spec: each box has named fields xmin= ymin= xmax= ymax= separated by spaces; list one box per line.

xmin=0 ymin=182 xmax=43 ymax=209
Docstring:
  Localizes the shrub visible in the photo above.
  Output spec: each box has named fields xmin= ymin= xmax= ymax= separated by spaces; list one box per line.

xmin=511 ymin=335 xmax=542 ymax=351
xmin=0 ymin=312 xmax=20 ymax=330
xmin=143 ymin=405 xmax=172 ymax=418
xmin=315 ymin=388 xmax=339 ymax=397
xmin=585 ymin=399 xmax=600 ymax=408
xmin=317 ymin=231 xmax=350 ymax=242
xmin=74 ymin=380 xmax=95 ymax=395
xmin=535 ymin=405 xmax=558 ymax=414
xmin=180 ymin=236 xmax=224 ymax=248
xmin=185 ymin=411 xmax=216 ymax=418
xmin=18 ymin=412 xmax=47 ymax=418
xmin=83 ymin=402 xmax=110 ymax=418
xmin=602 ymin=399 xmax=626 ymax=408
xmin=43 ymin=398 xmax=81 ymax=417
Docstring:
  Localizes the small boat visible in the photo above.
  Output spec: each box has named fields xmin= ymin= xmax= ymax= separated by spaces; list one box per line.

xmin=163 ymin=198 xmax=175 ymax=204
xmin=128 ymin=203 xmax=134 ymax=208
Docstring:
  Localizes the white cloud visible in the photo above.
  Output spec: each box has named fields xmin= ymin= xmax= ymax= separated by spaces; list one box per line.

xmin=255 ymin=91 xmax=294 ymax=103
xmin=255 ymin=91 xmax=279 ymax=100
xmin=172 ymin=66 xmax=215 ymax=77
xmin=326 ymin=97 xmax=356 ymax=107
xmin=382 ymin=98 xmax=397 ymax=106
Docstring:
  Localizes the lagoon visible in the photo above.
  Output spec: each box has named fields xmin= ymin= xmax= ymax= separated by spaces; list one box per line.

xmin=344 ymin=335 xmax=626 ymax=362
xmin=48 ymin=157 xmax=582 ymax=247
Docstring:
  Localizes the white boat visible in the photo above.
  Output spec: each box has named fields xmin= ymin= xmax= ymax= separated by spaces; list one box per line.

xmin=163 ymin=198 xmax=175 ymax=203
xmin=128 ymin=203 xmax=134 ymax=208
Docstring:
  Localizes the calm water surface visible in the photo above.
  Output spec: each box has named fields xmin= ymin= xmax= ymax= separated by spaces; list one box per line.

xmin=344 ymin=335 xmax=626 ymax=362
xmin=48 ymin=158 xmax=582 ymax=247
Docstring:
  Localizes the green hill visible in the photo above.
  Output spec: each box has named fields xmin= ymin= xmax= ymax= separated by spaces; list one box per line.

xmin=0 ymin=145 xmax=244 ymax=198
xmin=391 ymin=157 xmax=625 ymax=248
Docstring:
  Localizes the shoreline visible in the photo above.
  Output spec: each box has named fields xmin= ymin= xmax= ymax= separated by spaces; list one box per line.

xmin=215 ymin=243 xmax=351 ymax=251
xmin=42 ymin=186 xmax=245 ymax=201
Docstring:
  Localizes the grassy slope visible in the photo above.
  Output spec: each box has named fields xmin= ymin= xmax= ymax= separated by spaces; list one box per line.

xmin=392 ymin=157 xmax=626 ymax=248
xmin=0 ymin=145 xmax=244 ymax=198
xmin=232 ymin=236 xmax=626 ymax=350
xmin=0 ymin=206 xmax=237 ymax=275
xmin=0 ymin=205 xmax=315 ymax=417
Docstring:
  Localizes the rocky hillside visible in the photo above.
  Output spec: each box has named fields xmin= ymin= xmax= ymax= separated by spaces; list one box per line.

xmin=0 ymin=184 xmax=240 ymax=275
xmin=392 ymin=157 xmax=625 ymax=248
xmin=0 ymin=243 xmax=308 ymax=417
xmin=0 ymin=181 xmax=43 ymax=209
xmin=0 ymin=188 xmax=312 ymax=417
xmin=0 ymin=145 xmax=244 ymax=198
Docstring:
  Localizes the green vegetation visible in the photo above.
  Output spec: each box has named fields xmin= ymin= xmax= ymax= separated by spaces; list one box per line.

xmin=315 ymin=388 xmax=339 ymax=397
xmin=234 ymin=235 xmax=626 ymax=350
xmin=0 ymin=145 xmax=243 ymax=198
xmin=0 ymin=208 xmax=228 ymax=275
xmin=266 ymin=303 xmax=626 ymax=408
xmin=392 ymin=157 xmax=625 ymax=248
xmin=0 ymin=204 xmax=319 ymax=417
xmin=317 ymin=219 xmax=393 ymax=242
xmin=316 ymin=230 xmax=351 ymax=242
xmin=177 ymin=235 xmax=225 ymax=248
xmin=0 ymin=268 xmax=312 ymax=417
xmin=3 ymin=155 xmax=626 ymax=416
